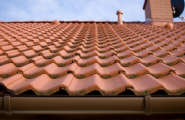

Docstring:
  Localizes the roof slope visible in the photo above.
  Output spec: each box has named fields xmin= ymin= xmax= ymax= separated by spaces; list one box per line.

xmin=0 ymin=21 xmax=185 ymax=96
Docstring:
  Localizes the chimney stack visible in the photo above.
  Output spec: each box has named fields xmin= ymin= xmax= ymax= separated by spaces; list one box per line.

xmin=117 ymin=10 xmax=123 ymax=25
xmin=143 ymin=0 xmax=173 ymax=27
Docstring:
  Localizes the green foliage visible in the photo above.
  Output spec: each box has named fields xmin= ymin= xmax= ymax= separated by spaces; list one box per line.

xmin=100 ymin=56 xmax=107 ymax=59
xmin=143 ymin=90 xmax=150 ymax=95
xmin=63 ymin=55 xmax=73 ymax=59
xmin=108 ymin=91 xmax=116 ymax=95
xmin=180 ymin=74 xmax=185 ymax=78
xmin=104 ymin=62 xmax=112 ymax=67
xmin=166 ymin=59 xmax=181 ymax=66
xmin=77 ymin=74 xmax=86 ymax=79
xmin=174 ymin=88 xmax=185 ymax=95
xmin=101 ymin=74 xmax=112 ymax=79
xmin=128 ymin=74 xmax=139 ymax=79
xmin=158 ymin=53 xmax=168 ymax=58
xmin=145 ymin=62 xmax=154 ymax=67
xmin=79 ymin=89 xmax=86 ymax=95
xmin=82 ymin=62 xmax=92 ymax=67
xmin=123 ymin=62 xmax=132 ymax=67
xmin=100 ymin=90 xmax=106 ymax=95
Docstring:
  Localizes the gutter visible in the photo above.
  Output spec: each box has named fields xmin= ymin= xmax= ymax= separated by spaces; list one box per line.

xmin=0 ymin=95 xmax=185 ymax=115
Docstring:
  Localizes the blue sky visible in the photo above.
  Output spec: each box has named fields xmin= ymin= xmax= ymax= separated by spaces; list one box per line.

xmin=0 ymin=0 xmax=184 ymax=22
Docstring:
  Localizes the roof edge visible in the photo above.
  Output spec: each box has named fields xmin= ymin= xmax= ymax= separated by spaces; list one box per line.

xmin=0 ymin=20 xmax=136 ymax=23
xmin=0 ymin=20 xmax=184 ymax=23
xmin=143 ymin=0 xmax=147 ymax=10
xmin=0 ymin=95 xmax=185 ymax=115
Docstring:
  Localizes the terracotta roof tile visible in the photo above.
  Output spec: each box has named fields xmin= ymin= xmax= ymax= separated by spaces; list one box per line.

xmin=0 ymin=21 xmax=185 ymax=96
xmin=158 ymin=74 xmax=185 ymax=95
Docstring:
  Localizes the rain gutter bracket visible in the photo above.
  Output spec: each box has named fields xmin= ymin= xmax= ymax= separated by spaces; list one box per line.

xmin=4 ymin=95 xmax=13 ymax=115
xmin=145 ymin=95 xmax=151 ymax=115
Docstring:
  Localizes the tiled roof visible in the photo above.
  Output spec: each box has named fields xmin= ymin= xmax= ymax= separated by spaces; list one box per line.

xmin=0 ymin=21 xmax=185 ymax=96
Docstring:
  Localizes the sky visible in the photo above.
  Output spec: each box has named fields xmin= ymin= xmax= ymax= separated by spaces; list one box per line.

xmin=0 ymin=0 xmax=184 ymax=22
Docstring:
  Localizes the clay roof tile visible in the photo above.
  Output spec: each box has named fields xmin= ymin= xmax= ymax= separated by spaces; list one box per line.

xmin=0 ymin=21 xmax=185 ymax=96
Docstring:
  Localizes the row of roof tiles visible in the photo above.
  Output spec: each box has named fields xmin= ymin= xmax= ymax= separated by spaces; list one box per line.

xmin=1 ymin=73 xmax=185 ymax=96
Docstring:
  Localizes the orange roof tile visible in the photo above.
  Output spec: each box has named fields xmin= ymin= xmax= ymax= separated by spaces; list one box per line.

xmin=0 ymin=21 xmax=185 ymax=96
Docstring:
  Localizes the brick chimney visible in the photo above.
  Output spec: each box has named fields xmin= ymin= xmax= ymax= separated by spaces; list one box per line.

xmin=117 ymin=10 xmax=123 ymax=25
xmin=143 ymin=0 xmax=173 ymax=26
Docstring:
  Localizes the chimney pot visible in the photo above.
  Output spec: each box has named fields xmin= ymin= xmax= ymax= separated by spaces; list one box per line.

xmin=117 ymin=10 xmax=123 ymax=25
xmin=117 ymin=10 xmax=123 ymax=15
